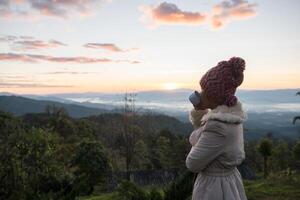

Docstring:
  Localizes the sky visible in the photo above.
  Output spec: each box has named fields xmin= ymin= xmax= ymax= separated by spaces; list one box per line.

xmin=0 ymin=0 xmax=299 ymax=94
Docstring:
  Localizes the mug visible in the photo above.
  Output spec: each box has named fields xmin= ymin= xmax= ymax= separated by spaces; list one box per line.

xmin=189 ymin=90 xmax=201 ymax=108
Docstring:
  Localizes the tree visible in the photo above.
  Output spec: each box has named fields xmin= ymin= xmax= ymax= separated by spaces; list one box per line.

xmin=170 ymin=136 xmax=190 ymax=169
xmin=244 ymin=140 xmax=262 ymax=172
xmin=293 ymin=91 xmax=300 ymax=125
xmin=163 ymin=170 xmax=194 ymax=200
xmin=292 ymin=140 xmax=300 ymax=168
xmin=119 ymin=125 xmax=143 ymax=177
xmin=45 ymin=104 xmax=76 ymax=140
xmin=131 ymin=140 xmax=152 ymax=170
xmin=19 ymin=128 xmax=62 ymax=198
xmin=71 ymin=140 xmax=111 ymax=195
xmin=45 ymin=103 xmax=68 ymax=118
xmin=0 ymin=111 xmax=25 ymax=199
xmin=257 ymin=138 xmax=273 ymax=178
xmin=116 ymin=180 xmax=148 ymax=200
xmin=154 ymin=136 xmax=172 ymax=169
xmin=269 ymin=140 xmax=290 ymax=172
xmin=0 ymin=120 xmax=67 ymax=200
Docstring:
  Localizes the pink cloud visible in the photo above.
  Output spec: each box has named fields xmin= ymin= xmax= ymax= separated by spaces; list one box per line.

xmin=139 ymin=1 xmax=257 ymax=29
xmin=83 ymin=43 xmax=139 ymax=52
xmin=0 ymin=53 xmax=140 ymax=64
xmin=139 ymin=2 xmax=206 ymax=27
xmin=211 ymin=0 xmax=257 ymax=28
xmin=0 ymin=35 xmax=67 ymax=51
xmin=0 ymin=0 xmax=109 ymax=19
xmin=13 ymin=39 xmax=67 ymax=50
xmin=83 ymin=43 xmax=123 ymax=52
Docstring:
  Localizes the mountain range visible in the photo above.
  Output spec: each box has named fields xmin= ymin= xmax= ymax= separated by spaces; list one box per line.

xmin=1 ymin=88 xmax=299 ymax=140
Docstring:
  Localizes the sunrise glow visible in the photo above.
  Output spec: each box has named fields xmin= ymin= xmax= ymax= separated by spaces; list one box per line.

xmin=163 ymin=83 xmax=178 ymax=90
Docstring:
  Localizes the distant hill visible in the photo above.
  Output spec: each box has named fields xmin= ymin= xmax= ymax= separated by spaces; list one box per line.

xmin=243 ymin=112 xmax=300 ymax=141
xmin=0 ymin=95 xmax=109 ymax=118
xmin=28 ymin=88 xmax=300 ymax=115
xmin=85 ymin=112 xmax=192 ymax=136
xmin=2 ymin=88 xmax=300 ymax=116
xmin=1 ymin=89 xmax=299 ymax=140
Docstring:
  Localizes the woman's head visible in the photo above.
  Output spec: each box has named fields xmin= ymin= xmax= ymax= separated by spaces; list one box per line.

xmin=199 ymin=57 xmax=245 ymax=108
xmin=195 ymin=88 xmax=219 ymax=110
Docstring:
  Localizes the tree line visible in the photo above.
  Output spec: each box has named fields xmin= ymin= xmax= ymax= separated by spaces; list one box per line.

xmin=0 ymin=100 xmax=300 ymax=199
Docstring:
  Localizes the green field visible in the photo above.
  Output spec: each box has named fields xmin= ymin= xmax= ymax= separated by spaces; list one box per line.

xmin=80 ymin=172 xmax=300 ymax=200
xmin=244 ymin=172 xmax=300 ymax=200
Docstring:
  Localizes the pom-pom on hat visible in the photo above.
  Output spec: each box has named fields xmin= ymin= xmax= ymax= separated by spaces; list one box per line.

xmin=199 ymin=57 xmax=245 ymax=107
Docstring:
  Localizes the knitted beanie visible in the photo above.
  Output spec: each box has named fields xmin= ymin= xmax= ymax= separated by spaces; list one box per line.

xmin=199 ymin=57 xmax=245 ymax=107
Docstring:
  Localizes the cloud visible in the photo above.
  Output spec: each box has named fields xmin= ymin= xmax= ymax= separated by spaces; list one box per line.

xmin=0 ymin=34 xmax=17 ymax=42
xmin=83 ymin=43 xmax=123 ymax=52
xmin=0 ymin=35 xmax=67 ymax=51
xmin=0 ymin=82 xmax=74 ymax=88
xmin=83 ymin=43 xmax=140 ymax=52
xmin=0 ymin=52 xmax=140 ymax=64
xmin=45 ymin=71 xmax=92 ymax=75
xmin=19 ymin=35 xmax=35 ymax=40
xmin=13 ymin=39 xmax=67 ymax=51
xmin=0 ymin=74 xmax=74 ymax=88
xmin=0 ymin=0 xmax=109 ymax=19
xmin=211 ymin=0 xmax=257 ymax=28
xmin=0 ymin=75 xmax=30 ymax=83
xmin=139 ymin=2 xmax=206 ymax=27
xmin=139 ymin=1 xmax=257 ymax=29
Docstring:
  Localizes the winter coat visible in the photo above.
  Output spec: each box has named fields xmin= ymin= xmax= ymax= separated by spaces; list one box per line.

xmin=185 ymin=100 xmax=248 ymax=200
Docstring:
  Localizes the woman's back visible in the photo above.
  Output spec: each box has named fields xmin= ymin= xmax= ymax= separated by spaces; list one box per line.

xmin=186 ymin=100 xmax=248 ymax=200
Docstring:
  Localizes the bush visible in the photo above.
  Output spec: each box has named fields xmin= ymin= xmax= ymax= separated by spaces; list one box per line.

xmin=163 ymin=170 xmax=194 ymax=200
xmin=116 ymin=180 xmax=148 ymax=200
xmin=148 ymin=187 xmax=163 ymax=200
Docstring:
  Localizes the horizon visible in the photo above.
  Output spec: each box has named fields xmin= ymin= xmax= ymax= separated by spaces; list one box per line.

xmin=1 ymin=0 xmax=300 ymax=94
xmin=1 ymin=87 xmax=300 ymax=96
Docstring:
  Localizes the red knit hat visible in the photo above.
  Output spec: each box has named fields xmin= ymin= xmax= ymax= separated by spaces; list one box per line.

xmin=199 ymin=57 xmax=245 ymax=107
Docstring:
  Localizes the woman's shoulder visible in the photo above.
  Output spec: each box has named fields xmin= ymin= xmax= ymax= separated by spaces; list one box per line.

xmin=202 ymin=120 xmax=228 ymax=136
xmin=202 ymin=120 xmax=244 ymax=144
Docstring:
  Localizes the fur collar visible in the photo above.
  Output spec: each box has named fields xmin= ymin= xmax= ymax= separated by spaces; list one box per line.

xmin=201 ymin=100 xmax=248 ymax=124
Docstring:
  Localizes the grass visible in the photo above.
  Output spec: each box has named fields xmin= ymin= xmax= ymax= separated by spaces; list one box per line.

xmin=78 ymin=192 xmax=118 ymax=200
xmin=244 ymin=171 xmax=300 ymax=200
xmin=80 ymin=171 xmax=300 ymax=200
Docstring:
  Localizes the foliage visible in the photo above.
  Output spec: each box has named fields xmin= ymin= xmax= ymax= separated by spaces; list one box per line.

xmin=71 ymin=140 xmax=111 ymax=195
xmin=1 ymin=103 xmax=300 ymax=200
xmin=292 ymin=140 xmax=300 ymax=164
xmin=257 ymin=138 xmax=273 ymax=177
xmin=293 ymin=91 xmax=300 ymax=124
xmin=116 ymin=180 xmax=148 ymax=200
xmin=148 ymin=187 xmax=163 ymax=200
xmin=163 ymin=170 xmax=194 ymax=200
xmin=115 ymin=180 xmax=163 ymax=200
xmin=0 ymin=115 xmax=68 ymax=199
xmin=269 ymin=140 xmax=291 ymax=172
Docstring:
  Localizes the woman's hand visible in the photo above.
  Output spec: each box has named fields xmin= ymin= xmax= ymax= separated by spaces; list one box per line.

xmin=194 ymin=103 xmax=202 ymax=110
xmin=194 ymin=101 xmax=206 ymax=110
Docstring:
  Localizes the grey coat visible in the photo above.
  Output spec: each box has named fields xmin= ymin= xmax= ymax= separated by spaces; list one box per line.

xmin=186 ymin=100 xmax=248 ymax=200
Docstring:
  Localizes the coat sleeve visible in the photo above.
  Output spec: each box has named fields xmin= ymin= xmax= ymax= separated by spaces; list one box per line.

xmin=186 ymin=121 xmax=227 ymax=173
xmin=189 ymin=108 xmax=209 ymax=128
xmin=189 ymin=129 xmax=201 ymax=146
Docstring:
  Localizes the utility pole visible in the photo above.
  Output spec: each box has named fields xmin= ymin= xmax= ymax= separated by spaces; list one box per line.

xmin=123 ymin=91 xmax=137 ymax=180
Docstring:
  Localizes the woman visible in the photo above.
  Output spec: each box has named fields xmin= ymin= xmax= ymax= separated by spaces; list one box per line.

xmin=186 ymin=57 xmax=248 ymax=200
